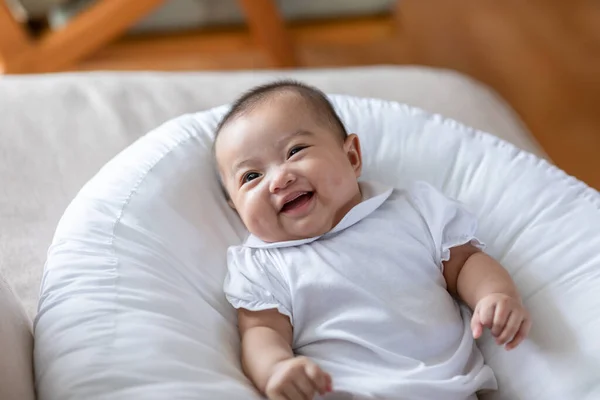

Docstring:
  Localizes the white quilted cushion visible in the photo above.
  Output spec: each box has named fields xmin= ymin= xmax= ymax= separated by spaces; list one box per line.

xmin=35 ymin=96 xmax=600 ymax=400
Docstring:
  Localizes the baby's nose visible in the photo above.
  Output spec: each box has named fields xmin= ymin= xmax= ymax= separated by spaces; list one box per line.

xmin=269 ymin=170 xmax=296 ymax=193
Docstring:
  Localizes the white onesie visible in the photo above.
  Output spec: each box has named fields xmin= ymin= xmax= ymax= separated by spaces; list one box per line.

xmin=224 ymin=181 xmax=497 ymax=400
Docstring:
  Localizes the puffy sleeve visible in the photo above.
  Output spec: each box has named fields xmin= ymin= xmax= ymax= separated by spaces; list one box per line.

xmin=223 ymin=246 xmax=293 ymax=323
xmin=410 ymin=181 xmax=485 ymax=269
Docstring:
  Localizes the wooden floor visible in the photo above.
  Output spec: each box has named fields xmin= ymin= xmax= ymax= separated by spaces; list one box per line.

xmin=72 ymin=0 xmax=600 ymax=188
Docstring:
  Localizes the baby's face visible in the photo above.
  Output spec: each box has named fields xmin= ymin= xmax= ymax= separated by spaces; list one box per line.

xmin=215 ymin=92 xmax=363 ymax=243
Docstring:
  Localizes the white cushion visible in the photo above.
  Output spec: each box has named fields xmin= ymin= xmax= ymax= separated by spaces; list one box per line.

xmin=35 ymin=95 xmax=600 ymax=400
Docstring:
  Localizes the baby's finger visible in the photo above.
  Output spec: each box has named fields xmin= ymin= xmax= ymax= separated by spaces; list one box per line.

xmin=470 ymin=312 xmax=483 ymax=339
xmin=491 ymin=303 xmax=510 ymax=337
xmin=267 ymin=389 xmax=289 ymax=400
xmin=295 ymin=374 xmax=317 ymax=399
xmin=283 ymin=384 xmax=305 ymax=400
xmin=480 ymin=303 xmax=496 ymax=328
xmin=305 ymin=363 xmax=328 ymax=394
xmin=506 ymin=317 xmax=532 ymax=350
xmin=267 ymin=392 xmax=287 ymax=400
xmin=265 ymin=382 xmax=289 ymax=400
xmin=496 ymin=311 xmax=520 ymax=345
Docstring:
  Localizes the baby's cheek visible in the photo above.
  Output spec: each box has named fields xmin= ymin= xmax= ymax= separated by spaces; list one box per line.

xmin=323 ymin=163 xmax=349 ymax=189
xmin=311 ymin=159 xmax=338 ymax=181
xmin=243 ymin=197 xmax=274 ymax=234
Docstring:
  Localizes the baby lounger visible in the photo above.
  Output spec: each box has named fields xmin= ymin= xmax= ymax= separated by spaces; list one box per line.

xmin=35 ymin=95 xmax=600 ymax=400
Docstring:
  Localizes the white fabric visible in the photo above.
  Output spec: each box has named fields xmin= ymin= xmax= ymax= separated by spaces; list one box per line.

xmin=225 ymin=181 xmax=495 ymax=400
xmin=34 ymin=94 xmax=599 ymax=400
xmin=0 ymin=276 xmax=35 ymax=400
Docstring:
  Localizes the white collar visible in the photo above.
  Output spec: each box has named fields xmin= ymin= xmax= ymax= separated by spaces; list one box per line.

xmin=244 ymin=181 xmax=393 ymax=249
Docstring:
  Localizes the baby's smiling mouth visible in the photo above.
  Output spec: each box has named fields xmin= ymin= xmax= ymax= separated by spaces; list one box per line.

xmin=280 ymin=191 xmax=314 ymax=213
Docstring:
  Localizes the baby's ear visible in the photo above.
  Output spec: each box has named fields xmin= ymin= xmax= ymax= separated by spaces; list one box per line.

xmin=344 ymin=133 xmax=363 ymax=177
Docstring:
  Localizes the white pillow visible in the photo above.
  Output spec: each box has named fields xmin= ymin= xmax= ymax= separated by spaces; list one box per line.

xmin=35 ymin=96 xmax=600 ymax=400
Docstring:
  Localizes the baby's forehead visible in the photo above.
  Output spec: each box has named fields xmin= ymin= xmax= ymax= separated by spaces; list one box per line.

xmin=214 ymin=88 xmax=341 ymax=155
xmin=222 ymin=93 xmax=323 ymax=131
xmin=245 ymin=89 xmax=317 ymax=117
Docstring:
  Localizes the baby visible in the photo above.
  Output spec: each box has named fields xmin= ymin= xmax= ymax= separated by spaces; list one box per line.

xmin=214 ymin=81 xmax=531 ymax=400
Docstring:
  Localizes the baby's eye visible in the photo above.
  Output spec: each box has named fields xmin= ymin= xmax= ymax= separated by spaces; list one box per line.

xmin=288 ymin=145 xmax=307 ymax=158
xmin=242 ymin=172 xmax=261 ymax=184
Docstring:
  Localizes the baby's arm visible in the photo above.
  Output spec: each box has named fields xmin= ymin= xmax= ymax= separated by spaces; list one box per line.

xmin=238 ymin=308 xmax=332 ymax=399
xmin=443 ymin=244 xmax=532 ymax=350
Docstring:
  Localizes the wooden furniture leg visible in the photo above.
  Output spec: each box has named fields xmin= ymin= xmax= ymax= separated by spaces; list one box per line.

xmin=1 ymin=0 xmax=296 ymax=74
xmin=0 ymin=1 xmax=32 ymax=73
xmin=237 ymin=0 xmax=298 ymax=68
xmin=1 ymin=0 xmax=166 ymax=74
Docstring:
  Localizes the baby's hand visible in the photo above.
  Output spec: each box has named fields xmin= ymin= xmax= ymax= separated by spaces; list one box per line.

xmin=471 ymin=293 xmax=531 ymax=350
xmin=265 ymin=356 xmax=332 ymax=400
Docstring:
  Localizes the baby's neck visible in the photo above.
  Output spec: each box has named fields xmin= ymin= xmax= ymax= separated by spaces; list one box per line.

xmin=330 ymin=187 xmax=363 ymax=232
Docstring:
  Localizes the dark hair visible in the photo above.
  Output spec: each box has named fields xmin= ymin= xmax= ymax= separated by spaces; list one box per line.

xmin=213 ymin=80 xmax=348 ymax=200
xmin=214 ymin=79 xmax=348 ymax=142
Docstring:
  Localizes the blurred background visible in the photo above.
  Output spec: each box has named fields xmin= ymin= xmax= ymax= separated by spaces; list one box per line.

xmin=1 ymin=0 xmax=599 ymax=187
